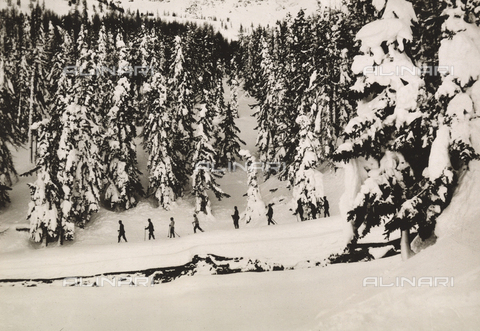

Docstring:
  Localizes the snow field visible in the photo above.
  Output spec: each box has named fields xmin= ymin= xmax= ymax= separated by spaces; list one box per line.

xmin=0 ymin=0 xmax=341 ymax=40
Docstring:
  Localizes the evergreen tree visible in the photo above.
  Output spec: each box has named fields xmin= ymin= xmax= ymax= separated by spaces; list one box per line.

xmin=28 ymin=25 xmax=74 ymax=244
xmin=142 ymin=69 xmax=179 ymax=210
xmin=167 ymin=35 xmax=197 ymax=194
xmin=56 ymin=25 xmax=104 ymax=240
xmin=334 ymin=0 xmax=480 ymax=260
xmin=239 ymin=149 xmax=267 ymax=225
xmin=333 ymin=0 xmax=423 ymax=258
xmin=254 ymin=36 xmax=286 ymax=174
xmin=214 ymin=101 xmax=246 ymax=167
xmin=130 ymin=23 xmax=157 ymax=118
xmin=92 ymin=23 xmax=115 ymax=120
xmin=226 ymin=62 xmax=240 ymax=118
xmin=26 ymin=5 xmax=60 ymax=151
xmin=306 ymin=10 xmax=356 ymax=161
xmin=288 ymin=115 xmax=324 ymax=220
xmin=385 ymin=0 xmax=480 ymax=252
xmin=0 ymin=25 xmax=20 ymax=207
xmin=27 ymin=118 xmax=61 ymax=244
xmin=102 ymin=33 xmax=143 ymax=211
xmin=237 ymin=26 xmax=266 ymax=99
xmin=191 ymin=106 xmax=230 ymax=215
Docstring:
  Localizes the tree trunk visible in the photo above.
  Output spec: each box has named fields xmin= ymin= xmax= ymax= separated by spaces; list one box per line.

xmin=28 ymin=71 xmax=35 ymax=163
xmin=400 ymin=229 xmax=415 ymax=261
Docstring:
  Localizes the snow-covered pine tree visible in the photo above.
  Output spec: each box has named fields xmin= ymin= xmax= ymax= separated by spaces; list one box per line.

xmin=137 ymin=23 xmax=163 ymax=98
xmin=138 ymin=23 xmax=164 ymax=110
xmin=28 ymin=25 xmax=75 ymax=244
xmin=202 ymin=61 xmax=242 ymax=168
xmin=240 ymin=9 xmax=356 ymax=182
xmin=226 ymin=59 xmax=240 ymax=118
xmin=138 ymin=23 xmax=158 ymax=71
xmin=191 ymin=105 xmax=230 ymax=216
xmin=23 ymin=8 xmax=54 ymax=164
xmin=210 ymin=61 xmax=227 ymax=132
xmin=102 ymin=33 xmax=143 ymax=211
xmin=27 ymin=118 xmax=61 ymax=244
xmin=254 ymin=35 xmax=286 ymax=175
xmin=56 ymin=25 xmax=104 ymax=240
xmin=92 ymin=23 xmax=115 ymax=120
xmin=201 ymin=82 xmax=221 ymax=135
xmin=142 ymin=67 xmax=179 ymax=210
xmin=237 ymin=26 xmax=266 ymax=100
xmin=385 ymin=1 xmax=480 ymax=254
xmin=278 ymin=10 xmax=315 ymax=167
xmin=333 ymin=0 xmax=425 ymax=259
xmin=42 ymin=21 xmax=63 ymax=107
xmin=193 ymin=25 xmax=218 ymax=94
xmin=0 ymin=25 xmax=20 ymax=207
xmin=167 ymin=35 xmax=197 ymax=194
xmin=214 ymin=101 xmax=246 ymax=168
xmin=307 ymin=9 xmax=356 ymax=160
xmin=334 ymin=0 xmax=480 ymax=260
xmin=5 ymin=13 xmax=31 ymax=146
xmin=435 ymin=4 xmax=480 ymax=168
xmin=288 ymin=115 xmax=324 ymax=220
xmin=131 ymin=23 xmax=158 ymax=119
xmin=239 ymin=149 xmax=267 ymax=225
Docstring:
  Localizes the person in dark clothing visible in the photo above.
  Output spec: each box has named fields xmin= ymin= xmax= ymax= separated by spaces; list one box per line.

xmin=192 ymin=213 xmax=204 ymax=233
xmin=169 ymin=217 xmax=175 ymax=238
xmin=118 ymin=220 xmax=127 ymax=243
xmin=145 ymin=219 xmax=155 ymax=240
xmin=267 ymin=204 xmax=275 ymax=225
xmin=295 ymin=199 xmax=304 ymax=222
xmin=316 ymin=200 xmax=323 ymax=218
xmin=232 ymin=206 xmax=240 ymax=229
xmin=310 ymin=201 xmax=318 ymax=220
xmin=323 ymin=196 xmax=330 ymax=217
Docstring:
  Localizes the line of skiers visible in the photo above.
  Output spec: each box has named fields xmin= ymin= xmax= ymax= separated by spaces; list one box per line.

xmin=293 ymin=196 xmax=330 ymax=222
xmin=118 ymin=198 xmax=330 ymax=242
xmin=117 ymin=214 xmax=203 ymax=242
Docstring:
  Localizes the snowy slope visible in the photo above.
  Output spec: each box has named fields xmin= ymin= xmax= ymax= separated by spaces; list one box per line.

xmin=0 ymin=77 xmax=346 ymax=264
xmin=0 ymin=73 xmax=478 ymax=331
xmin=0 ymin=79 xmax=344 ymax=252
xmin=1 ymin=120 xmax=478 ymax=330
xmin=0 ymin=216 xmax=347 ymax=279
xmin=1 ymin=122 xmax=479 ymax=330
xmin=0 ymin=0 xmax=342 ymax=39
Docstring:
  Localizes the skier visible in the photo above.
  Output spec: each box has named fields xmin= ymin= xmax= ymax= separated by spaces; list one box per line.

xmin=169 ymin=217 xmax=175 ymax=238
xmin=317 ymin=200 xmax=324 ymax=218
xmin=323 ymin=196 xmax=330 ymax=217
xmin=192 ymin=213 xmax=204 ymax=233
xmin=145 ymin=218 xmax=155 ymax=240
xmin=118 ymin=220 xmax=127 ymax=243
xmin=232 ymin=206 xmax=240 ymax=229
xmin=294 ymin=199 xmax=304 ymax=222
xmin=267 ymin=204 xmax=275 ymax=225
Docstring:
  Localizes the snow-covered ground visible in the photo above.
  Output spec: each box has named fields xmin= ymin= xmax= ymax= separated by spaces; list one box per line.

xmin=1 ymin=90 xmax=479 ymax=330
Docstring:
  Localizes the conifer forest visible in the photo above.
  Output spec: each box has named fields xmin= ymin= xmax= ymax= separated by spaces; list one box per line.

xmin=1 ymin=0 xmax=480 ymax=329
